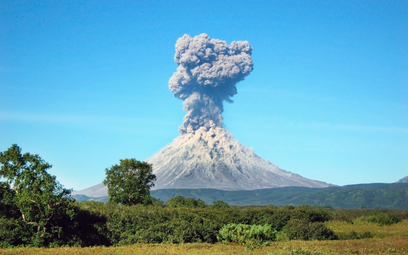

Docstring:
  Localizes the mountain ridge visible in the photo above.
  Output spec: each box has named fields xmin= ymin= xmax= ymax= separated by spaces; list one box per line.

xmin=72 ymin=183 xmax=408 ymax=210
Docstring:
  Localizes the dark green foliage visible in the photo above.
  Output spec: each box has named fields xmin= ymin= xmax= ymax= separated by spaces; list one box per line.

xmin=0 ymin=217 xmax=32 ymax=247
xmin=267 ymin=207 xmax=292 ymax=231
xmin=66 ymin=199 xmax=347 ymax=246
xmin=149 ymin=184 xmax=408 ymax=209
xmin=245 ymin=205 xmax=332 ymax=232
xmin=218 ymin=223 xmax=276 ymax=249
xmin=0 ymin=144 xmax=76 ymax=247
xmin=1 ymin=193 xmax=407 ymax=247
xmin=76 ymin=202 xmax=222 ymax=245
xmin=103 ymin=158 xmax=156 ymax=206
xmin=166 ymin=196 xmax=207 ymax=208
xmin=283 ymin=219 xmax=337 ymax=241
xmin=291 ymin=205 xmax=332 ymax=222
xmin=60 ymin=201 xmax=111 ymax=247
xmin=360 ymin=212 xmax=401 ymax=226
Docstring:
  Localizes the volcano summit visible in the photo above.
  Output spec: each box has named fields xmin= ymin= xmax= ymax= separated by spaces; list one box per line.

xmin=148 ymin=34 xmax=330 ymax=190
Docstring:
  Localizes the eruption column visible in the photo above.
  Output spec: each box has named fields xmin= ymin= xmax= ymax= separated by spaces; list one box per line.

xmin=169 ymin=33 xmax=254 ymax=134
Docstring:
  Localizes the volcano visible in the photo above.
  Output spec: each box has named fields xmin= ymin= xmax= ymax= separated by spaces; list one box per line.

xmin=148 ymin=124 xmax=330 ymax=190
xmin=73 ymin=33 xmax=331 ymax=197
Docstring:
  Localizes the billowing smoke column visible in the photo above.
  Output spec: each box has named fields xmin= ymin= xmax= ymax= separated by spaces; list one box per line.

xmin=169 ymin=33 xmax=254 ymax=134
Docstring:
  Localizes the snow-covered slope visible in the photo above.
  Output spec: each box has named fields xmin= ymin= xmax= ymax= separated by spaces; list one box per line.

xmin=147 ymin=126 xmax=330 ymax=190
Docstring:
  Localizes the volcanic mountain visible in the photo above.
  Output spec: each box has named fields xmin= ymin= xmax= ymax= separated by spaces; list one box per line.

xmin=148 ymin=124 xmax=330 ymax=190
xmin=73 ymin=33 xmax=332 ymax=197
xmin=396 ymin=176 xmax=408 ymax=183
xmin=73 ymin=125 xmax=330 ymax=197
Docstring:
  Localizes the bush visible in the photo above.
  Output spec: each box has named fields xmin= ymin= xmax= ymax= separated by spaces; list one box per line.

xmin=360 ymin=213 xmax=401 ymax=226
xmin=291 ymin=205 xmax=332 ymax=222
xmin=283 ymin=219 xmax=337 ymax=241
xmin=218 ymin=223 xmax=276 ymax=249
xmin=0 ymin=217 xmax=32 ymax=247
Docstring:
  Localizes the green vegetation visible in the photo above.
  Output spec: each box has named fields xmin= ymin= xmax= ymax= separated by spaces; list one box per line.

xmin=283 ymin=219 xmax=337 ymax=241
xmin=218 ymin=223 xmax=276 ymax=249
xmin=103 ymin=158 xmax=156 ymax=205
xmin=0 ymin=144 xmax=76 ymax=247
xmin=4 ymin=197 xmax=407 ymax=248
xmin=1 ymin=194 xmax=408 ymax=248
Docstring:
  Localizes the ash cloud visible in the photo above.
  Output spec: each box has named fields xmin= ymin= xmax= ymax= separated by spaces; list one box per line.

xmin=169 ymin=33 xmax=254 ymax=134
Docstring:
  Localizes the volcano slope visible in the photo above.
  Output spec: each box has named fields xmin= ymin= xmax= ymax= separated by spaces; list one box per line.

xmin=148 ymin=125 xmax=330 ymax=190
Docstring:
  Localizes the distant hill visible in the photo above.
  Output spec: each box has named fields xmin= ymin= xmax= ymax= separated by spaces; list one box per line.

xmin=72 ymin=183 xmax=408 ymax=210
xmin=396 ymin=176 xmax=408 ymax=183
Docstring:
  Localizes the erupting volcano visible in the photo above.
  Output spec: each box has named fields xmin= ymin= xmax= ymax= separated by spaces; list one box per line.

xmin=148 ymin=33 xmax=330 ymax=190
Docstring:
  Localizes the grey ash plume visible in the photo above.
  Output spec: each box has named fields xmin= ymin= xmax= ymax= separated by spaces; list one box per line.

xmin=146 ymin=33 xmax=331 ymax=190
xmin=169 ymin=33 xmax=254 ymax=134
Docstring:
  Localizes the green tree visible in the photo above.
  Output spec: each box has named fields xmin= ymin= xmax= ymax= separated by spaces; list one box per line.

xmin=103 ymin=158 xmax=156 ymax=205
xmin=0 ymin=144 xmax=75 ymax=246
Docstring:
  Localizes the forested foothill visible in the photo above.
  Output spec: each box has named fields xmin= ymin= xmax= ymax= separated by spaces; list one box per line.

xmin=74 ymin=183 xmax=408 ymax=210
xmin=1 ymin=145 xmax=408 ymax=249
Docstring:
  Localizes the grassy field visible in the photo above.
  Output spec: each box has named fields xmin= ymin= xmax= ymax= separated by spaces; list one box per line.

xmin=1 ymin=221 xmax=407 ymax=255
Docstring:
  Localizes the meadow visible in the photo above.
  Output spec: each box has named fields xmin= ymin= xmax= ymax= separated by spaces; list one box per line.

xmin=1 ymin=236 xmax=407 ymax=254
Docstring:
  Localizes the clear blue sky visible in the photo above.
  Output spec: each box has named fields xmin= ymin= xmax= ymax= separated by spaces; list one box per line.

xmin=1 ymin=0 xmax=407 ymax=190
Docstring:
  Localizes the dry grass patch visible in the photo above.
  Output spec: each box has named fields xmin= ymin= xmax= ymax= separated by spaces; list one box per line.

xmin=326 ymin=220 xmax=408 ymax=238
xmin=1 ymin=238 xmax=408 ymax=255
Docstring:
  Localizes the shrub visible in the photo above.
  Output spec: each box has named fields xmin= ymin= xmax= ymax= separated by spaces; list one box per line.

xmin=292 ymin=205 xmax=332 ymax=222
xmin=283 ymin=219 xmax=337 ymax=241
xmin=360 ymin=213 xmax=401 ymax=226
xmin=0 ymin=217 xmax=32 ymax=247
xmin=218 ymin=223 xmax=276 ymax=249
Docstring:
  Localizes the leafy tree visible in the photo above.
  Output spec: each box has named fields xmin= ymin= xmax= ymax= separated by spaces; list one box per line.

xmin=0 ymin=144 xmax=75 ymax=246
xmin=103 ymin=158 xmax=156 ymax=205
